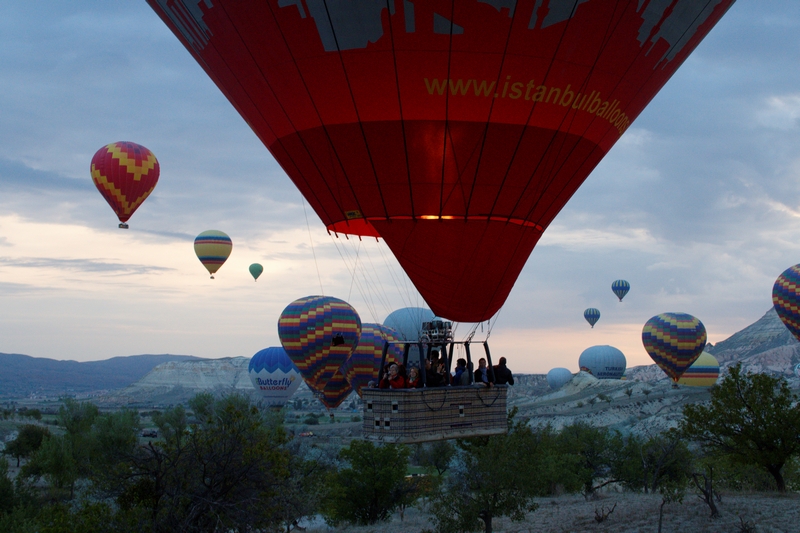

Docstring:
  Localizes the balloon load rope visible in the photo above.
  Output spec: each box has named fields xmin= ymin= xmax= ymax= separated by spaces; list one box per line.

xmin=421 ymin=389 xmax=448 ymax=412
xmin=477 ymin=388 xmax=502 ymax=408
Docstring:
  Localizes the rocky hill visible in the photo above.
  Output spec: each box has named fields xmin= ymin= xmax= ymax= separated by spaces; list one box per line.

xmin=0 ymin=353 xmax=199 ymax=399
xmin=101 ymin=357 xmax=321 ymax=408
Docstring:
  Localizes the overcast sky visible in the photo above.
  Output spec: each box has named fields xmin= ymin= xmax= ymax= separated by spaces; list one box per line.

xmin=1 ymin=1 xmax=799 ymax=374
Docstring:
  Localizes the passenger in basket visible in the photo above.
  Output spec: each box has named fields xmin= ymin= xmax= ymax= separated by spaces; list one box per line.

xmin=379 ymin=363 xmax=406 ymax=389
xmin=452 ymin=358 xmax=468 ymax=385
xmin=406 ymin=366 xmax=421 ymax=388
xmin=474 ymin=358 xmax=494 ymax=387
xmin=435 ymin=359 xmax=451 ymax=386
xmin=493 ymin=357 xmax=515 ymax=385
xmin=425 ymin=358 xmax=441 ymax=387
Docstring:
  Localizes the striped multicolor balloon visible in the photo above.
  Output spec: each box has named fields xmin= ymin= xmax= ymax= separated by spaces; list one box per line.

xmin=194 ymin=230 xmax=232 ymax=278
xmin=90 ymin=141 xmax=159 ymax=228
xmin=773 ymin=264 xmax=800 ymax=342
xmin=677 ymin=352 xmax=720 ymax=387
xmin=340 ymin=323 xmax=404 ymax=397
xmin=320 ymin=368 xmax=353 ymax=409
xmin=278 ymin=295 xmax=361 ymax=394
xmin=612 ymin=279 xmax=630 ymax=302
xmin=642 ymin=312 xmax=707 ymax=383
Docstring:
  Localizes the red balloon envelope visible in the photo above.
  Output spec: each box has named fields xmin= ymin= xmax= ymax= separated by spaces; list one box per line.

xmin=148 ymin=1 xmax=735 ymax=321
xmin=90 ymin=142 xmax=159 ymax=227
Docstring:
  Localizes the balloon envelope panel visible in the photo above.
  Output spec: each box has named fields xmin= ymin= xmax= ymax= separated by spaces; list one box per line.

xmin=90 ymin=142 xmax=159 ymax=224
xmin=248 ymin=347 xmax=302 ymax=407
xmin=194 ymin=230 xmax=233 ymax=275
xmin=320 ymin=369 xmax=353 ymax=409
xmin=278 ymin=295 xmax=361 ymax=393
xmin=773 ymin=265 xmax=800 ymax=343
xmin=340 ymin=323 xmax=403 ymax=397
xmin=642 ymin=312 xmax=706 ymax=383
xmin=546 ymin=367 xmax=573 ymax=390
xmin=578 ymin=345 xmax=626 ymax=379
xmin=383 ymin=307 xmax=435 ymax=341
xmin=147 ymin=0 xmax=735 ymax=322
xmin=676 ymin=352 xmax=719 ymax=387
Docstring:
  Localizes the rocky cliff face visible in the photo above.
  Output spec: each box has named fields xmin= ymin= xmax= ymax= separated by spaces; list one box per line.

xmin=103 ymin=357 xmax=320 ymax=407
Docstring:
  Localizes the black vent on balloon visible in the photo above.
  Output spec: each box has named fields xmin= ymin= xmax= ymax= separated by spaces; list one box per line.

xmin=331 ymin=334 xmax=345 ymax=346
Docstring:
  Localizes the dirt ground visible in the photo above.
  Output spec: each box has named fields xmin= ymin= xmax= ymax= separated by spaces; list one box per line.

xmin=302 ymin=491 xmax=800 ymax=533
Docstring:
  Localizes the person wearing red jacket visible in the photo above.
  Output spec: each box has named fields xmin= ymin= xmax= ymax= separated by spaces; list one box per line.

xmin=379 ymin=363 xmax=406 ymax=389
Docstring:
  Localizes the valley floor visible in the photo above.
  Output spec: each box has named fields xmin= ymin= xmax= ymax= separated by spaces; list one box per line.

xmin=305 ymin=491 xmax=800 ymax=532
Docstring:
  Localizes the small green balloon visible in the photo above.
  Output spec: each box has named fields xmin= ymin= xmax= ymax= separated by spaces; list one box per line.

xmin=249 ymin=263 xmax=263 ymax=281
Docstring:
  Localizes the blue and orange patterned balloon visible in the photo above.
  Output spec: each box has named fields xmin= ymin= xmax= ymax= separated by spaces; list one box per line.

xmin=612 ymin=280 xmax=630 ymax=302
xmin=642 ymin=312 xmax=707 ymax=383
xmin=584 ymin=308 xmax=600 ymax=328
xmin=194 ymin=230 xmax=232 ymax=278
xmin=773 ymin=264 xmax=800 ymax=342
xmin=277 ymin=295 xmax=361 ymax=394
xmin=320 ymin=368 xmax=353 ymax=409
xmin=340 ymin=323 xmax=404 ymax=397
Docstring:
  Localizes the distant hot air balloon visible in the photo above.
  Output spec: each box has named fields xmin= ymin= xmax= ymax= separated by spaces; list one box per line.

xmin=249 ymin=263 xmax=264 ymax=281
xmin=340 ymin=323 xmax=404 ymax=397
xmin=584 ymin=308 xmax=600 ymax=328
xmin=277 ymin=295 xmax=361 ymax=395
xmin=642 ymin=313 xmax=707 ymax=383
xmin=677 ymin=352 xmax=719 ymax=387
xmin=612 ymin=280 xmax=630 ymax=302
xmin=90 ymin=141 xmax=159 ymax=228
xmin=194 ymin=230 xmax=232 ymax=279
xmin=546 ymin=368 xmax=573 ymax=390
xmin=248 ymin=347 xmax=302 ymax=407
xmin=320 ymin=368 xmax=353 ymax=410
xmin=773 ymin=265 xmax=800 ymax=342
xmin=383 ymin=307 xmax=435 ymax=342
xmin=578 ymin=345 xmax=626 ymax=379
xmin=148 ymin=1 xmax=736 ymax=322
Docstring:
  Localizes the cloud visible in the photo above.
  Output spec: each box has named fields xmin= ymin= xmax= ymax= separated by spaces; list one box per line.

xmin=0 ymin=256 xmax=173 ymax=275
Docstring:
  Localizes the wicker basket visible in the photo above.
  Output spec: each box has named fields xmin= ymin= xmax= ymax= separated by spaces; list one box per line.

xmin=361 ymin=385 xmax=508 ymax=443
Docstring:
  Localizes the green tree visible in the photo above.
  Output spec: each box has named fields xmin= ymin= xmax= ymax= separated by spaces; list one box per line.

xmin=22 ymin=435 xmax=78 ymax=498
xmin=427 ymin=410 xmax=548 ymax=533
xmin=4 ymin=424 xmax=50 ymax=467
xmin=556 ymin=422 xmax=618 ymax=498
xmin=613 ymin=430 xmax=693 ymax=494
xmin=321 ymin=440 xmax=410 ymax=525
xmin=415 ymin=440 xmax=456 ymax=475
xmin=118 ymin=393 xmax=290 ymax=532
xmin=679 ymin=363 xmax=800 ymax=492
xmin=0 ymin=457 xmax=15 ymax=516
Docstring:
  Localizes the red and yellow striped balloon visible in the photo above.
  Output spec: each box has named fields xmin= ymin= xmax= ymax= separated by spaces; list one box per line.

xmin=90 ymin=142 xmax=159 ymax=227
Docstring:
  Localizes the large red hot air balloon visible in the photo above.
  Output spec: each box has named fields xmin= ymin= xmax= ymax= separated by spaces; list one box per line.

xmin=147 ymin=1 xmax=735 ymax=321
